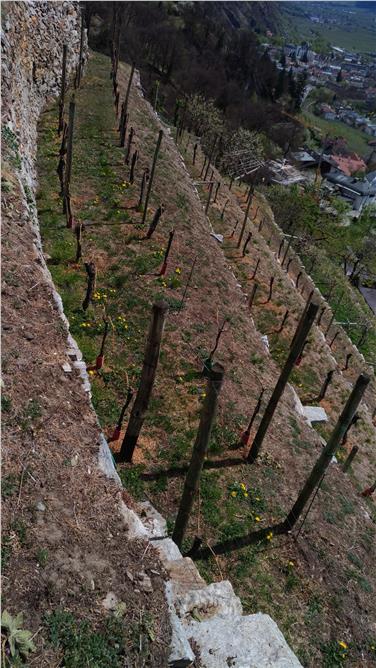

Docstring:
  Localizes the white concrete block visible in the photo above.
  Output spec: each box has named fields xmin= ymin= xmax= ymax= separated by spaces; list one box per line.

xmin=303 ymin=406 xmax=328 ymax=424
xmin=186 ymin=612 xmax=302 ymax=667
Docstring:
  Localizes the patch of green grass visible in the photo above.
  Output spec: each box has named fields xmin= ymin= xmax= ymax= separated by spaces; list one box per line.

xmin=44 ymin=610 xmax=125 ymax=668
xmin=200 ymin=471 xmax=222 ymax=528
xmin=1 ymin=535 xmax=12 ymax=570
xmin=11 ymin=519 xmax=28 ymax=547
xmin=36 ymin=548 xmax=49 ymax=567
xmin=118 ymin=465 xmax=145 ymax=500
xmin=1 ymin=474 xmax=18 ymax=499
xmin=321 ymin=639 xmax=350 ymax=666
xmin=301 ymin=111 xmax=370 ymax=156
xmin=1 ymin=396 xmax=12 ymax=413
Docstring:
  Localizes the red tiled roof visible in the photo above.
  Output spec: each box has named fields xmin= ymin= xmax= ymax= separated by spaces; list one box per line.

xmin=331 ymin=153 xmax=366 ymax=176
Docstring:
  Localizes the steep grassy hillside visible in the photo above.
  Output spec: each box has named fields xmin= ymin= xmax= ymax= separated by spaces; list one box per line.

xmin=36 ymin=50 xmax=376 ymax=667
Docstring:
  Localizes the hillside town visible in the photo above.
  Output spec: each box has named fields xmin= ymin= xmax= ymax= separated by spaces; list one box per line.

xmin=261 ymin=41 xmax=376 ymax=214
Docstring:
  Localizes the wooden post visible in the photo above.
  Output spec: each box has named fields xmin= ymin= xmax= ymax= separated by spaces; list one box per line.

xmin=75 ymin=11 xmax=85 ymax=89
xmin=205 ymin=181 xmax=214 ymax=216
xmin=58 ymin=44 xmax=67 ymax=134
xmin=343 ymin=352 xmax=352 ymax=371
xmin=290 ymin=290 xmax=315 ymax=349
xmin=277 ymin=239 xmax=284 ymax=260
xmin=75 ymin=223 xmax=83 ymax=263
xmin=242 ymin=231 xmax=252 ymax=257
xmin=82 ymin=261 xmax=96 ymax=311
xmin=204 ymin=136 xmax=218 ymax=181
xmin=281 ymin=237 xmax=292 ymax=267
xmin=129 ymin=149 xmax=138 ymax=184
xmin=124 ymin=127 xmax=134 ymax=165
xmin=221 ymin=197 xmax=230 ymax=221
xmin=329 ymin=331 xmax=339 ymax=349
xmin=261 ymin=276 xmax=274 ymax=305
xmin=146 ymin=204 xmax=164 ymax=239
xmin=193 ymin=143 xmax=198 ymax=165
xmin=117 ymin=301 xmax=169 ymax=463
xmin=118 ymin=102 xmax=125 ymax=132
xmin=317 ymin=370 xmax=334 ymax=401
xmin=159 ymin=229 xmax=175 ymax=276
xmin=247 ymin=303 xmax=319 ymax=464
xmin=248 ymin=282 xmax=258 ymax=311
xmin=342 ymin=445 xmax=359 ymax=472
xmin=172 ymin=363 xmax=225 ymax=548
xmin=142 ymin=130 xmax=163 ymax=224
xmin=237 ymin=196 xmax=252 ymax=249
xmin=138 ymin=168 xmax=149 ymax=209
xmin=249 ymin=258 xmax=260 ymax=281
xmin=317 ymin=306 xmax=326 ymax=326
xmin=120 ymin=62 xmax=135 ymax=147
xmin=283 ymin=374 xmax=369 ymax=530
xmin=63 ymin=97 xmax=75 ymax=220
xmin=274 ymin=309 xmax=289 ymax=334
xmin=57 ymin=122 xmax=68 ymax=195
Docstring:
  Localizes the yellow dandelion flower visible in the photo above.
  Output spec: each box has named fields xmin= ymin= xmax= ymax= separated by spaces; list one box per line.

xmin=288 ymin=561 xmax=294 ymax=567
xmin=240 ymin=483 xmax=246 ymax=490
xmin=255 ymin=497 xmax=260 ymax=501
xmin=338 ymin=641 xmax=348 ymax=650
xmin=266 ymin=531 xmax=273 ymax=541
xmin=175 ymin=267 xmax=181 ymax=274
xmin=88 ymin=370 xmax=95 ymax=376
xmin=255 ymin=516 xmax=261 ymax=522
xmin=231 ymin=491 xmax=237 ymax=497
xmin=202 ymin=392 xmax=206 ymax=398
xmin=244 ymin=492 xmax=248 ymax=497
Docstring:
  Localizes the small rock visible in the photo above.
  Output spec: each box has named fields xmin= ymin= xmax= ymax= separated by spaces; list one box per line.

xmin=35 ymin=501 xmax=46 ymax=512
xmin=62 ymin=362 xmax=72 ymax=373
xmin=24 ymin=332 xmax=34 ymax=341
xmin=70 ymin=454 xmax=79 ymax=467
xmin=125 ymin=570 xmax=134 ymax=582
xmin=137 ymin=571 xmax=153 ymax=593
xmin=102 ymin=592 xmax=118 ymax=610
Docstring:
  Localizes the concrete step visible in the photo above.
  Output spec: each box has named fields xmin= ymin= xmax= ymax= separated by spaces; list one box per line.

xmin=138 ymin=500 xmax=167 ymax=538
xmin=153 ymin=537 xmax=182 ymax=563
xmin=165 ymin=582 xmax=196 ymax=668
xmin=185 ymin=612 xmax=303 ymax=668
xmin=165 ymin=557 xmax=207 ymax=597
xmin=176 ymin=580 xmax=243 ymax=621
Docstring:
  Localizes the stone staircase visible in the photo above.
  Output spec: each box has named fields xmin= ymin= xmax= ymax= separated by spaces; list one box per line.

xmin=120 ymin=499 xmax=302 ymax=667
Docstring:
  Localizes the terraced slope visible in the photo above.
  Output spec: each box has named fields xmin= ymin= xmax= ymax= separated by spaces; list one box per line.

xmin=36 ymin=50 xmax=376 ymax=666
